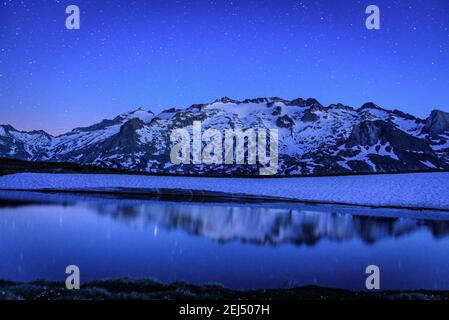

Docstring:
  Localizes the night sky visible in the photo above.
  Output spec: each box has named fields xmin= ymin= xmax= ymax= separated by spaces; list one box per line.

xmin=1 ymin=0 xmax=448 ymax=135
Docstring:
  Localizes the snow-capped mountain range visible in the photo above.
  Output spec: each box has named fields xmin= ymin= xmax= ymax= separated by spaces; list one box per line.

xmin=1 ymin=97 xmax=449 ymax=176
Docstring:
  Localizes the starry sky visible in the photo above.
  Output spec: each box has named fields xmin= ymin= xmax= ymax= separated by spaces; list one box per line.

xmin=1 ymin=0 xmax=448 ymax=135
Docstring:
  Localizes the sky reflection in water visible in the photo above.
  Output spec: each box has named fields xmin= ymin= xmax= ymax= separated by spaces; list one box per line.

xmin=0 ymin=191 xmax=449 ymax=291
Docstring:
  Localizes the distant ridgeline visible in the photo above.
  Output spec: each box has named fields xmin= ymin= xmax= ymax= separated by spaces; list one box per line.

xmin=1 ymin=97 xmax=449 ymax=176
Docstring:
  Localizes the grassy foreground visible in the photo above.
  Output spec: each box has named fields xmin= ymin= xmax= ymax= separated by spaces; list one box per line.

xmin=1 ymin=278 xmax=448 ymax=300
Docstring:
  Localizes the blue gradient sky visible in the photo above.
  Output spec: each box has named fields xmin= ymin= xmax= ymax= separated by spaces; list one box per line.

xmin=1 ymin=0 xmax=448 ymax=135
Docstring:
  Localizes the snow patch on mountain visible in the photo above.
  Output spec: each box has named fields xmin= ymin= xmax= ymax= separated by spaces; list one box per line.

xmin=1 ymin=97 xmax=448 ymax=176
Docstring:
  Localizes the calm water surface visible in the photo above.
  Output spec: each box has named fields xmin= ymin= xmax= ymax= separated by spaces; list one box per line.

xmin=1 ymin=191 xmax=449 ymax=291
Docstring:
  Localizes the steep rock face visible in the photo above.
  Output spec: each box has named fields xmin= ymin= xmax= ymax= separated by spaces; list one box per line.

xmin=423 ymin=110 xmax=449 ymax=135
xmin=276 ymin=115 xmax=295 ymax=128
xmin=346 ymin=120 xmax=384 ymax=147
xmin=1 ymin=97 xmax=448 ymax=176
xmin=300 ymin=109 xmax=320 ymax=122
xmin=0 ymin=125 xmax=52 ymax=160
xmin=343 ymin=120 xmax=442 ymax=172
xmin=347 ymin=120 xmax=432 ymax=153
xmin=49 ymin=108 xmax=154 ymax=162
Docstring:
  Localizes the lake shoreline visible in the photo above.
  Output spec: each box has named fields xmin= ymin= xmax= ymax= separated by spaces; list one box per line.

xmin=1 ymin=277 xmax=448 ymax=300
xmin=2 ymin=172 xmax=449 ymax=211
xmin=3 ymin=184 xmax=449 ymax=214
xmin=3 ymin=188 xmax=449 ymax=216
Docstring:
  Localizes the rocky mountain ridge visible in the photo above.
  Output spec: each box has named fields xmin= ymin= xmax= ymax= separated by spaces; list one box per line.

xmin=1 ymin=97 xmax=449 ymax=176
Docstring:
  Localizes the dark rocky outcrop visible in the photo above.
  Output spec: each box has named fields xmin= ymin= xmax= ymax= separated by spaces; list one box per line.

xmin=1 ymin=97 xmax=448 ymax=176
xmin=347 ymin=120 xmax=432 ymax=154
xmin=276 ymin=115 xmax=295 ymax=128
xmin=301 ymin=109 xmax=320 ymax=122
xmin=422 ymin=110 xmax=449 ymax=135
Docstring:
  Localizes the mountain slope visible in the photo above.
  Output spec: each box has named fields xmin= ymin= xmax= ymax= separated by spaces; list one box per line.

xmin=1 ymin=97 xmax=448 ymax=176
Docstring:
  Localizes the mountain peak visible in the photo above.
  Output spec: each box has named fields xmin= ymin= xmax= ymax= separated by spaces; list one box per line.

xmin=358 ymin=102 xmax=385 ymax=111
xmin=213 ymin=96 xmax=239 ymax=104
xmin=329 ymin=103 xmax=354 ymax=111
xmin=120 ymin=108 xmax=154 ymax=123
xmin=305 ymin=98 xmax=321 ymax=106
xmin=29 ymin=129 xmax=52 ymax=137
xmin=0 ymin=124 xmax=17 ymax=132
xmin=287 ymin=98 xmax=305 ymax=106
xmin=430 ymin=109 xmax=449 ymax=117
xmin=423 ymin=109 xmax=449 ymax=135
xmin=123 ymin=107 xmax=152 ymax=115
xmin=1 ymin=96 xmax=448 ymax=175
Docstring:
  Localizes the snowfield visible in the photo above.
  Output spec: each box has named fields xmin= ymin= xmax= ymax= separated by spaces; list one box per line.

xmin=0 ymin=172 xmax=448 ymax=210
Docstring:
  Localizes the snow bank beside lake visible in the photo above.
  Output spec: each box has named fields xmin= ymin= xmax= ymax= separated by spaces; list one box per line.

xmin=0 ymin=172 xmax=448 ymax=210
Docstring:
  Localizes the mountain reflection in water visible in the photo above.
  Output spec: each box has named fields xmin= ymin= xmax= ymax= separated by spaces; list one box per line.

xmin=1 ymin=191 xmax=449 ymax=246
xmin=91 ymin=202 xmax=449 ymax=246
xmin=2 ymin=191 xmax=449 ymax=291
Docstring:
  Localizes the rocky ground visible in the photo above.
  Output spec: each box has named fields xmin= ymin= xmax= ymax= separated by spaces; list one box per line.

xmin=1 ymin=278 xmax=448 ymax=300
